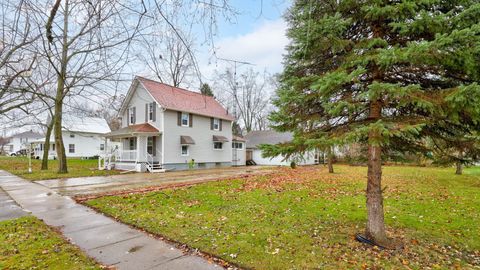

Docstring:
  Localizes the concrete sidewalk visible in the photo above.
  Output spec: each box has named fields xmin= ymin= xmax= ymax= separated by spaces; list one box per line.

xmin=0 ymin=184 xmax=29 ymax=221
xmin=0 ymin=170 xmax=222 ymax=270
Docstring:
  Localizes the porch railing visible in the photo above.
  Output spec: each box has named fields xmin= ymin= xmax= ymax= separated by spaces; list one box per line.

xmin=115 ymin=150 xmax=137 ymax=161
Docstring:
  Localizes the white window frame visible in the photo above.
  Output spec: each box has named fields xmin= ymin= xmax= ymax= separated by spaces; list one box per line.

xmin=213 ymin=142 xmax=223 ymax=150
xmin=181 ymin=112 xmax=189 ymax=127
xmin=100 ymin=144 xmax=105 ymax=151
xmin=213 ymin=118 xmax=220 ymax=130
xmin=129 ymin=108 xmax=135 ymax=124
xmin=232 ymin=142 xmax=243 ymax=150
xmin=68 ymin=144 xmax=75 ymax=153
xmin=148 ymin=103 xmax=154 ymax=121
xmin=181 ymin=145 xmax=189 ymax=156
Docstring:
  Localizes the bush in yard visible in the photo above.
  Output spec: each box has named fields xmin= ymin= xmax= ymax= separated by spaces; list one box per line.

xmin=261 ymin=0 xmax=480 ymax=249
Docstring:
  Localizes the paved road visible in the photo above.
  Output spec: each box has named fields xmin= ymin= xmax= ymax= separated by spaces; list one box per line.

xmin=36 ymin=166 xmax=272 ymax=196
xmin=0 ymin=170 xmax=222 ymax=270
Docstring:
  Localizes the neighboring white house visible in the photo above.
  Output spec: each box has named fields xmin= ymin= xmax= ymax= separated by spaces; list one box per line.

xmin=4 ymin=130 xmax=43 ymax=155
xmin=101 ymin=76 xmax=235 ymax=172
xmin=32 ymin=115 xmax=111 ymax=159
xmin=245 ymin=130 xmax=319 ymax=166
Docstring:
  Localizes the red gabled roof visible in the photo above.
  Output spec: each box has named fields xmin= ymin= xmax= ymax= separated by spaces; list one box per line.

xmin=136 ymin=76 xmax=235 ymax=121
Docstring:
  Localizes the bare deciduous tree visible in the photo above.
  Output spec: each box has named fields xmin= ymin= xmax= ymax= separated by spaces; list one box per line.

xmin=35 ymin=0 xmax=146 ymax=173
xmin=215 ymin=68 xmax=272 ymax=133
xmin=0 ymin=0 xmax=40 ymax=115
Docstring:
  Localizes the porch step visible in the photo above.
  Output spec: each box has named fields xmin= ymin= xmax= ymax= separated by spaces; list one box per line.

xmin=147 ymin=163 xmax=164 ymax=173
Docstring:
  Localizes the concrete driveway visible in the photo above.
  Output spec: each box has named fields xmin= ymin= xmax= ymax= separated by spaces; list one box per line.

xmin=36 ymin=166 xmax=272 ymax=197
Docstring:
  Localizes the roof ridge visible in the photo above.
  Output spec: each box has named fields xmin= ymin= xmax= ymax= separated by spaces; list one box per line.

xmin=136 ymin=76 xmax=213 ymax=98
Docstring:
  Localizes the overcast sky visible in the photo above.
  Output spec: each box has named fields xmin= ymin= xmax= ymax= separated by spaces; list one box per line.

xmin=198 ymin=0 xmax=290 ymax=82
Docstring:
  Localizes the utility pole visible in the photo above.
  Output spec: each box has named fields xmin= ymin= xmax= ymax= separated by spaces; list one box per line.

xmin=217 ymin=58 xmax=255 ymax=166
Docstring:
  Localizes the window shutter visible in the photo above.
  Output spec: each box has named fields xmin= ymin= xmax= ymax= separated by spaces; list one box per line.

xmin=126 ymin=109 xmax=129 ymax=126
xmin=189 ymin=113 xmax=193 ymax=127
xmin=145 ymin=104 xmax=148 ymax=122
xmin=210 ymin=118 xmax=214 ymax=130
xmin=220 ymin=119 xmax=223 ymax=131
xmin=152 ymin=136 xmax=156 ymax=157
xmin=177 ymin=112 xmax=181 ymax=126
xmin=152 ymin=103 xmax=156 ymax=122
xmin=133 ymin=107 xmax=136 ymax=124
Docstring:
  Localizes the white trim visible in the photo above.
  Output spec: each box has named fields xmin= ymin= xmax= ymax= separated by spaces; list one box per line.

xmin=181 ymin=112 xmax=189 ymax=127
xmin=213 ymin=142 xmax=223 ymax=150
xmin=213 ymin=118 xmax=220 ymax=131
xmin=181 ymin=145 xmax=189 ymax=156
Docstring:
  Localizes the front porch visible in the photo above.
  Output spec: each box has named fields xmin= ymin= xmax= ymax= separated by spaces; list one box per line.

xmin=100 ymin=123 xmax=164 ymax=173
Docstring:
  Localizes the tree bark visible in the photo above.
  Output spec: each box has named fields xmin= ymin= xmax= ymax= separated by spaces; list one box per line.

xmin=455 ymin=161 xmax=462 ymax=175
xmin=365 ymin=100 xmax=390 ymax=247
xmin=53 ymin=0 xmax=69 ymax=174
xmin=327 ymin=147 xmax=334 ymax=173
xmin=41 ymin=118 xmax=54 ymax=170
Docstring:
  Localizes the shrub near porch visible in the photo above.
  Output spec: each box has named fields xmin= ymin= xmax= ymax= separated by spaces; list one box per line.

xmin=85 ymin=165 xmax=480 ymax=269
xmin=0 ymin=157 xmax=120 ymax=181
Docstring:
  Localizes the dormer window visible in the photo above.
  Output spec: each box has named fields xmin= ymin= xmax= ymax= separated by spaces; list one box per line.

xmin=181 ymin=112 xmax=189 ymax=126
xmin=213 ymin=118 xmax=220 ymax=130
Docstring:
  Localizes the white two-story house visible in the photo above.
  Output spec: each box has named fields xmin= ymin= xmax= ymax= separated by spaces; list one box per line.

xmin=103 ymin=76 xmax=235 ymax=172
xmin=32 ymin=115 xmax=111 ymax=159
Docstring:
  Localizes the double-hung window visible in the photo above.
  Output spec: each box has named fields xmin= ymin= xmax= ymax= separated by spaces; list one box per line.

xmin=148 ymin=103 xmax=154 ymax=121
xmin=213 ymin=118 xmax=220 ymax=130
xmin=129 ymin=107 xmax=135 ymax=124
xmin=181 ymin=112 xmax=189 ymax=126
xmin=181 ymin=145 xmax=189 ymax=156
xmin=69 ymin=144 xmax=75 ymax=153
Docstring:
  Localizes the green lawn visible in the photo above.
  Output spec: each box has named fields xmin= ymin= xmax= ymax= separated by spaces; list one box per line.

xmin=0 ymin=156 xmax=120 ymax=181
xmin=85 ymin=165 xmax=480 ymax=269
xmin=0 ymin=216 xmax=101 ymax=270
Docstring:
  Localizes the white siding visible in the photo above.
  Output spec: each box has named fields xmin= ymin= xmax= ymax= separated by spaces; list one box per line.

xmin=251 ymin=149 xmax=317 ymax=166
xmin=121 ymin=84 xmax=163 ymax=131
xmin=232 ymin=142 xmax=246 ymax=166
xmin=163 ymin=109 xmax=232 ymax=165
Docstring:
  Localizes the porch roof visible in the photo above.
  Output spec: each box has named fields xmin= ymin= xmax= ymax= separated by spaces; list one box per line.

xmin=106 ymin=123 xmax=160 ymax=138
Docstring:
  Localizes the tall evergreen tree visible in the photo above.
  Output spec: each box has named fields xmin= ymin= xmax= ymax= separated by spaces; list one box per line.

xmin=262 ymin=0 xmax=480 ymax=248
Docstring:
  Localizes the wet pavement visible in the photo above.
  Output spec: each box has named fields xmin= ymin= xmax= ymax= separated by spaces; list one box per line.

xmin=0 ymin=170 xmax=222 ymax=270
xmin=36 ymin=166 xmax=272 ymax=196
xmin=0 ymin=182 xmax=29 ymax=221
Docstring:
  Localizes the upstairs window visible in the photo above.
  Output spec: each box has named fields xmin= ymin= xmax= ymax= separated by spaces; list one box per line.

xmin=213 ymin=118 xmax=220 ymax=130
xmin=129 ymin=107 xmax=136 ymax=124
xmin=70 ymin=134 xmax=75 ymax=138
xmin=181 ymin=112 xmax=189 ymax=126
xmin=148 ymin=103 xmax=154 ymax=121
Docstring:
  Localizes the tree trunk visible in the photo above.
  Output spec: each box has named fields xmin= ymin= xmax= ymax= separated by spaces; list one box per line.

xmin=54 ymin=0 xmax=69 ymax=174
xmin=455 ymin=161 xmax=462 ymax=175
xmin=327 ymin=147 xmax=334 ymax=173
xmin=41 ymin=118 xmax=54 ymax=170
xmin=54 ymin=91 xmax=67 ymax=173
xmin=365 ymin=100 xmax=391 ymax=247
